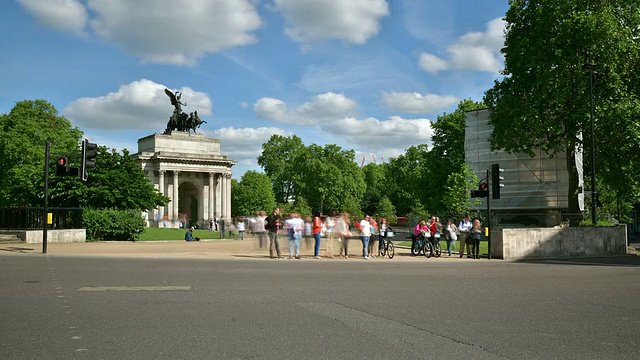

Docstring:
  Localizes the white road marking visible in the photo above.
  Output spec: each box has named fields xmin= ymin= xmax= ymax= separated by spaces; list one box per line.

xmin=76 ymin=286 xmax=192 ymax=292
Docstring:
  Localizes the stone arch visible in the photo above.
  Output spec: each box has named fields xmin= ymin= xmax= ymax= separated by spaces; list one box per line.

xmin=178 ymin=181 xmax=199 ymax=228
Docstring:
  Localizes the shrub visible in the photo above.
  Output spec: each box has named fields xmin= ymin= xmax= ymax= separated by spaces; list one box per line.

xmin=83 ymin=208 xmax=146 ymax=241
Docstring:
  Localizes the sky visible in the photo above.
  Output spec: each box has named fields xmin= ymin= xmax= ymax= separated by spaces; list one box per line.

xmin=0 ymin=0 xmax=510 ymax=179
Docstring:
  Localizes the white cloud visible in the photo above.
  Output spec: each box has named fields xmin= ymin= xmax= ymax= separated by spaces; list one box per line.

xmin=418 ymin=18 xmax=506 ymax=74
xmin=322 ymin=115 xmax=434 ymax=155
xmin=203 ymin=127 xmax=291 ymax=166
xmin=18 ymin=0 xmax=88 ymax=36
xmin=274 ymin=0 xmax=389 ymax=44
xmin=380 ymin=92 xmax=459 ymax=114
xmin=63 ymin=79 xmax=212 ymax=130
xmin=254 ymin=92 xmax=356 ymax=125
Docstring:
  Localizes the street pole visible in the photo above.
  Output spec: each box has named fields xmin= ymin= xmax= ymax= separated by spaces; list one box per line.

xmin=43 ymin=141 xmax=49 ymax=254
xmin=584 ymin=62 xmax=597 ymax=226
xmin=486 ymin=169 xmax=491 ymax=260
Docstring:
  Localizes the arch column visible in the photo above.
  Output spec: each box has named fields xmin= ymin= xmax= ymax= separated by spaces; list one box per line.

xmin=225 ymin=173 xmax=232 ymax=221
xmin=208 ymin=172 xmax=215 ymax=221
xmin=158 ymin=170 xmax=165 ymax=222
xmin=173 ymin=170 xmax=180 ymax=221
xmin=220 ymin=173 xmax=226 ymax=221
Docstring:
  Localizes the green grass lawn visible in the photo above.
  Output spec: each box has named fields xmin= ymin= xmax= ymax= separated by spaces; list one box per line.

xmin=396 ymin=240 xmax=489 ymax=255
xmin=138 ymin=227 xmax=223 ymax=241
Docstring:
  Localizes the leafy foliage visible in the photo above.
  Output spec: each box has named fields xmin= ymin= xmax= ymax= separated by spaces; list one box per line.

xmin=231 ymin=171 xmax=276 ymax=216
xmin=484 ymin=0 xmax=640 ymax=219
xmin=0 ymin=100 xmax=82 ymax=207
xmin=83 ymin=208 xmax=146 ymax=241
xmin=374 ymin=196 xmax=397 ymax=224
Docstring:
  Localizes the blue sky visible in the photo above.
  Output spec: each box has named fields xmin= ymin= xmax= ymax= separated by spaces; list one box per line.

xmin=1 ymin=0 xmax=509 ymax=178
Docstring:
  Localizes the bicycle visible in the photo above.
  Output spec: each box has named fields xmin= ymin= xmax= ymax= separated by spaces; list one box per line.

xmin=411 ymin=231 xmax=432 ymax=257
xmin=379 ymin=237 xmax=395 ymax=259
xmin=429 ymin=232 xmax=442 ymax=258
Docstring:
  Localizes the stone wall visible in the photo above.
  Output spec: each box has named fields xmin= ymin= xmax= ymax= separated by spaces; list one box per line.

xmin=23 ymin=229 xmax=86 ymax=244
xmin=490 ymin=225 xmax=627 ymax=260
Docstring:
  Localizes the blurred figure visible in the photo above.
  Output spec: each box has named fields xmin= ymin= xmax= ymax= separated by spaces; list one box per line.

xmin=412 ymin=220 xmax=428 ymax=254
xmin=368 ymin=216 xmax=379 ymax=257
xmin=324 ymin=210 xmax=337 ymax=258
xmin=236 ymin=218 xmax=245 ymax=240
xmin=335 ymin=212 xmax=351 ymax=258
xmin=266 ymin=208 xmax=282 ymax=259
xmin=254 ymin=211 xmax=267 ymax=249
xmin=303 ymin=216 xmax=313 ymax=250
xmin=285 ymin=213 xmax=304 ymax=259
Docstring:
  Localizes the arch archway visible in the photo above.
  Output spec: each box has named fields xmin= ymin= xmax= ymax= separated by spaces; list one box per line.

xmin=178 ymin=181 xmax=199 ymax=228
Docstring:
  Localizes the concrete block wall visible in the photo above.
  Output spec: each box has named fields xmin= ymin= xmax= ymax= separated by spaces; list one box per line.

xmin=491 ymin=225 xmax=627 ymax=260
xmin=24 ymin=229 xmax=86 ymax=244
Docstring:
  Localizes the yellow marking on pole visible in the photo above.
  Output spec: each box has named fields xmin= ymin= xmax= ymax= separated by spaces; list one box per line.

xmin=47 ymin=213 xmax=53 ymax=225
xmin=76 ymin=286 xmax=192 ymax=292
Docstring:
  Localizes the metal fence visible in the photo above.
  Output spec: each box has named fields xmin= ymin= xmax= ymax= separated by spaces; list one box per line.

xmin=0 ymin=207 xmax=83 ymax=230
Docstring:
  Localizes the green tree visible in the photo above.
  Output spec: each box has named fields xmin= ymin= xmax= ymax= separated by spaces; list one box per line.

xmin=374 ymin=196 xmax=397 ymax=224
xmin=484 ymin=0 xmax=640 ymax=222
xmin=441 ymin=164 xmax=480 ymax=219
xmin=362 ymin=163 xmax=387 ymax=216
xmin=53 ymin=147 xmax=169 ymax=211
xmin=428 ymin=99 xmax=486 ymax=214
xmin=0 ymin=100 xmax=82 ymax=207
xmin=257 ymin=135 xmax=305 ymax=204
xmin=384 ymin=144 xmax=430 ymax=215
xmin=231 ymin=171 xmax=276 ymax=216
xmin=297 ymin=144 xmax=365 ymax=214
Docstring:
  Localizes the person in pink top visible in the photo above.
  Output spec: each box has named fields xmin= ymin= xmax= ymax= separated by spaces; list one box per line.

xmin=412 ymin=220 xmax=429 ymax=254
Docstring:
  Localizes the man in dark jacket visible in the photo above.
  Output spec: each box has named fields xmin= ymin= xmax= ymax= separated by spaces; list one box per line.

xmin=266 ymin=208 xmax=282 ymax=258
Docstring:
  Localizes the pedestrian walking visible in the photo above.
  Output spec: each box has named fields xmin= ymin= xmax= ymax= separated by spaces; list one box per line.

xmin=360 ymin=215 xmax=372 ymax=259
xmin=444 ymin=218 xmax=458 ymax=256
xmin=312 ymin=213 xmax=323 ymax=259
xmin=324 ymin=211 xmax=336 ymax=258
xmin=236 ymin=219 xmax=245 ymax=240
xmin=266 ymin=207 xmax=282 ymax=259
xmin=471 ymin=219 xmax=482 ymax=259
xmin=285 ymin=213 xmax=304 ymax=259
xmin=458 ymin=214 xmax=472 ymax=258
xmin=335 ymin=212 xmax=351 ymax=258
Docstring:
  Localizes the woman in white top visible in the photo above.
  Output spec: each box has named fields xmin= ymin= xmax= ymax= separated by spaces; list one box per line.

xmin=359 ymin=215 xmax=372 ymax=259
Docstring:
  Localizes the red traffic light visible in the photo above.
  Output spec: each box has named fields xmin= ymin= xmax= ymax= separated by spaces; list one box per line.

xmin=57 ymin=157 xmax=67 ymax=166
xmin=479 ymin=182 xmax=488 ymax=190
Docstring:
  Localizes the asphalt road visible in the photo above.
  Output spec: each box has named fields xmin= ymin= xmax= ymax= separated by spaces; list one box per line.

xmin=1 ymin=255 xmax=639 ymax=359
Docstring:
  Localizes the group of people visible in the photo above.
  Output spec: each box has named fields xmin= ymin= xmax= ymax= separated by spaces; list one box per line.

xmin=225 ymin=208 xmax=484 ymax=260
xmin=412 ymin=214 xmax=483 ymax=259
xmin=236 ymin=208 xmax=395 ymax=260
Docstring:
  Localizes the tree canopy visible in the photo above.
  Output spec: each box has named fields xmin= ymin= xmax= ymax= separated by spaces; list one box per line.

xmin=484 ymin=0 xmax=640 ymax=216
xmin=231 ymin=171 xmax=276 ymax=216
xmin=0 ymin=100 xmax=168 ymax=211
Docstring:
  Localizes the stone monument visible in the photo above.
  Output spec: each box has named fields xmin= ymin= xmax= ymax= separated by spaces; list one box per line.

xmin=133 ymin=89 xmax=235 ymax=228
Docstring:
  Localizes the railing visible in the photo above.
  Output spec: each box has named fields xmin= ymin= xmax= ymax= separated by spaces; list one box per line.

xmin=0 ymin=207 xmax=83 ymax=230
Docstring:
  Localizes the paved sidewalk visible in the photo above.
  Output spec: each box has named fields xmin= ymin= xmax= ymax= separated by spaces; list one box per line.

xmin=0 ymin=237 xmax=472 ymax=262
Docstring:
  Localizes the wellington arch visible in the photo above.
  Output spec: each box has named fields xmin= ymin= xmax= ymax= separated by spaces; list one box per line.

xmin=133 ymin=132 xmax=235 ymax=228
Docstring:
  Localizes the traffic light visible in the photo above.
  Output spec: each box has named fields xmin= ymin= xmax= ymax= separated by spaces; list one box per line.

xmin=491 ymin=163 xmax=504 ymax=199
xmin=56 ymin=157 xmax=69 ymax=176
xmin=81 ymin=139 xmax=97 ymax=181
xmin=471 ymin=181 xmax=489 ymax=198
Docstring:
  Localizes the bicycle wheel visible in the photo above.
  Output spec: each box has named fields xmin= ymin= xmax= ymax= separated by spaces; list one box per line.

xmin=411 ymin=240 xmax=421 ymax=256
xmin=433 ymin=241 xmax=442 ymax=258
xmin=387 ymin=241 xmax=395 ymax=259
xmin=423 ymin=241 xmax=432 ymax=258
xmin=380 ymin=243 xmax=386 ymax=257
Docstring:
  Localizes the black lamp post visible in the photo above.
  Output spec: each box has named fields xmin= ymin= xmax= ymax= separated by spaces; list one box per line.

xmin=583 ymin=61 xmax=597 ymax=226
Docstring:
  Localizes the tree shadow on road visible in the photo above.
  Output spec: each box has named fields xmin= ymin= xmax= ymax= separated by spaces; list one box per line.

xmin=0 ymin=246 xmax=37 ymax=253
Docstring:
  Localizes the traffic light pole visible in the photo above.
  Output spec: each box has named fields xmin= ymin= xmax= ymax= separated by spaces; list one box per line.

xmin=43 ymin=141 xmax=49 ymax=254
xmin=486 ymin=169 xmax=491 ymax=260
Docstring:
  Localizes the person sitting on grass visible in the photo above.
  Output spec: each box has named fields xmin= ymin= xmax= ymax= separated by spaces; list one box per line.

xmin=185 ymin=227 xmax=200 ymax=242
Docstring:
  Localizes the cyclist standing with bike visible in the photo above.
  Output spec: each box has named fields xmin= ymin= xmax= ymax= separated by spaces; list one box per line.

xmin=378 ymin=217 xmax=394 ymax=258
